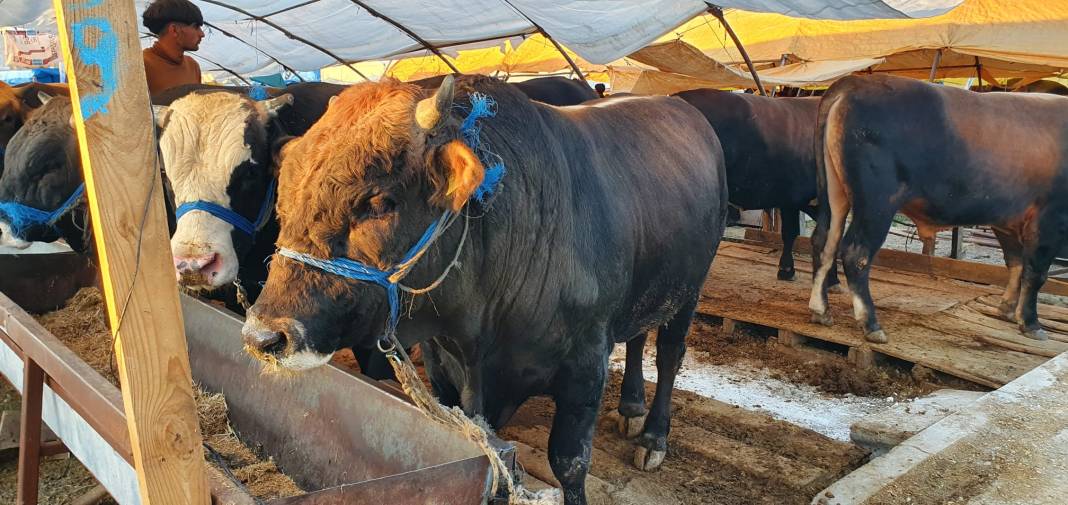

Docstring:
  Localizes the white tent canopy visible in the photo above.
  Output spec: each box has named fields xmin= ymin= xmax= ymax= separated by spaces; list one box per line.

xmin=4 ymin=0 xmax=961 ymax=78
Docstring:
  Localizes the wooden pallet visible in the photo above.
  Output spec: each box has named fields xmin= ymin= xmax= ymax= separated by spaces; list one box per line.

xmin=699 ymin=242 xmax=1068 ymax=389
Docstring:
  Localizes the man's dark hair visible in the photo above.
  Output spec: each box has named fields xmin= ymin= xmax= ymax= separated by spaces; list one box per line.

xmin=142 ymin=0 xmax=204 ymax=36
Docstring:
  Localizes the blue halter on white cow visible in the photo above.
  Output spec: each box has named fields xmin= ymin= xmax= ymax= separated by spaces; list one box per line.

xmin=277 ymin=93 xmax=505 ymax=347
xmin=174 ymin=179 xmax=277 ymax=237
xmin=0 ymin=183 xmax=86 ymax=239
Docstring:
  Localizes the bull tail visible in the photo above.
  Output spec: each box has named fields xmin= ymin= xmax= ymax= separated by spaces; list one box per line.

xmin=809 ymin=80 xmax=854 ymax=314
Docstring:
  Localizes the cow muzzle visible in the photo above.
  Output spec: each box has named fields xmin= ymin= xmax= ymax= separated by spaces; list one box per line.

xmin=174 ymin=252 xmax=222 ymax=288
xmin=241 ymin=311 xmax=333 ymax=371
xmin=0 ymin=221 xmax=31 ymax=250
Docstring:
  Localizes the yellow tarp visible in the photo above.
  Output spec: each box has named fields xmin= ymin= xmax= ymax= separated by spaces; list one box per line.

xmin=654 ymin=0 xmax=1068 ymax=81
xmin=379 ymin=34 xmax=607 ymax=82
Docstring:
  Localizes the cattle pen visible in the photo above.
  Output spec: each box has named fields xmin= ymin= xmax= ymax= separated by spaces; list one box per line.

xmin=2 ymin=1 xmax=1068 ymax=505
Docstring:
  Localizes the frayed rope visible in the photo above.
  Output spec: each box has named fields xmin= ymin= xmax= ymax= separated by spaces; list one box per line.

xmin=0 ymin=184 xmax=85 ymax=239
xmin=457 ymin=93 xmax=505 ymax=204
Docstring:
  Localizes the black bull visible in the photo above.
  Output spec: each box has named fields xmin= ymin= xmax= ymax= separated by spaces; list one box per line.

xmin=674 ymin=88 xmax=838 ymax=284
xmin=810 ymin=74 xmax=1068 ymax=344
xmin=242 ymin=77 xmax=727 ymax=504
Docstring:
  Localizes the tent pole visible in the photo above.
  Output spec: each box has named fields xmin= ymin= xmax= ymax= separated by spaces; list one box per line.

xmin=198 ymin=0 xmax=369 ymax=80
xmin=542 ymin=30 xmax=590 ymax=86
xmin=974 ymin=56 xmax=984 ymax=90
xmin=708 ymin=4 xmax=767 ymax=96
xmin=499 ymin=0 xmax=590 ymax=86
xmin=201 ymin=22 xmax=305 ymax=81
xmin=348 ymin=0 xmax=461 ymax=74
xmin=928 ymin=48 xmax=943 ymax=82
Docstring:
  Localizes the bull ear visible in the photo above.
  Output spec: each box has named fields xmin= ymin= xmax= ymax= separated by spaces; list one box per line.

xmin=261 ymin=94 xmax=293 ymax=118
xmin=272 ymin=135 xmax=297 ymax=175
xmin=435 ymin=140 xmax=484 ymax=212
xmin=415 ymin=74 xmax=454 ymax=131
xmin=152 ymin=105 xmax=172 ymax=129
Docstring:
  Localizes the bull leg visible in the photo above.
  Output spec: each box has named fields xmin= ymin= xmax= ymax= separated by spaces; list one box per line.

xmin=809 ymin=188 xmax=849 ymax=326
xmin=840 ymin=208 xmax=895 ymax=344
xmin=421 ymin=342 xmax=462 ymax=408
xmin=549 ymin=345 xmax=608 ymax=505
xmin=617 ymin=332 xmax=648 ymax=439
xmin=991 ymin=228 xmax=1025 ymax=319
xmin=1015 ymin=217 xmax=1065 ymax=340
xmin=804 ymin=205 xmax=839 ymax=289
xmin=778 ymin=207 xmax=801 ymax=281
xmin=635 ymin=297 xmax=695 ymax=471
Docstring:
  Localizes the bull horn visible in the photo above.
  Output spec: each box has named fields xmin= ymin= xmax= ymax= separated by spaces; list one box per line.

xmin=415 ymin=75 xmax=455 ymax=131
xmin=37 ymin=91 xmax=54 ymax=106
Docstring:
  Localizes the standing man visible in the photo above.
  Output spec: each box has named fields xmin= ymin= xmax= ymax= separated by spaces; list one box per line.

xmin=141 ymin=0 xmax=205 ymax=94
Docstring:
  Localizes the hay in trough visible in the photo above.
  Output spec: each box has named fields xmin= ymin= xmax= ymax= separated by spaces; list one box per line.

xmin=37 ymin=287 xmax=118 ymax=385
xmin=35 ymin=288 xmax=303 ymax=500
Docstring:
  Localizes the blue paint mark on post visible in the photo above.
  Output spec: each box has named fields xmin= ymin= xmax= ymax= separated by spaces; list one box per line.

xmin=71 ymin=0 xmax=105 ymax=10
xmin=71 ymin=18 xmax=118 ymax=120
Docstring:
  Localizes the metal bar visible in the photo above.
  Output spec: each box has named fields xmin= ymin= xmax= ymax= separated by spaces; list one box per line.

xmin=39 ymin=440 xmax=69 ymax=458
xmin=187 ymin=53 xmax=251 ymax=85
xmin=263 ymin=0 xmax=323 ymax=17
xmin=929 ymin=48 xmax=944 ymax=82
xmin=708 ymin=5 xmax=766 ymax=96
xmin=348 ymin=1 xmax=461 ymax=74
xmin=541 ymin=30 xmax=590 ymax=86
xmin=201 ymin=22 xmax=304 ymax=81
xmin=197 ymin=0 xmax=369 ymax=81
xmin=869 ymin=64 xmax=984 ymax=74
xmin=16 ymin=358 xmax=44 ymax=505
xmin=951 ymin=227 xmax=963 ymax=259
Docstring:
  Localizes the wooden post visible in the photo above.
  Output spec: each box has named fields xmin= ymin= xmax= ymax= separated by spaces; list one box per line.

xmin=53 ymin=1 xmax=209 ymax=504
xmin=721 ymin=318 xmax=736 ymax=335
xmin=928 ymin=48 xmax=943 ymax=82
xmin=708 ymin=4 xmax=767 ymax=96
xmin=16 ymin=359 xmax=44 ymax=505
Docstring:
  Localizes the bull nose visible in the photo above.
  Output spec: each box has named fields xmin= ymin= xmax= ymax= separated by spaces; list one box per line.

xmin=244 ymin=329 xmax=286 ymax=355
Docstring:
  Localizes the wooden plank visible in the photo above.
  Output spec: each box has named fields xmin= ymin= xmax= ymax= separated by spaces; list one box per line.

xmin=701 ymin=248 xmax=1046 ymax=387
xmin=721 ymin=318 xmax=736 ymax=335
xmin=17 ymin=359 xmax=44 ymax=505
xmin=53 ymin=1 xmax=208 ymax=504
xmin=741 ymin=229 xmax=1068 ymax=296
xmin=975 ymin=294 xmax=1068 ymax=326
xmin=965 ymin=300 xmax=1068 ymax=342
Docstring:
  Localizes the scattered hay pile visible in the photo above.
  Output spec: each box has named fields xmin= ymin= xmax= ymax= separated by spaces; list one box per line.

xmin=36 ymin=287 xmax=302 ymax=499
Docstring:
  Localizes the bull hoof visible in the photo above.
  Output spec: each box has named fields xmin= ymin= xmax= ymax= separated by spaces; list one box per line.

xmin=811 ymin=311 xmax=834 ymax=326
xmin=633 ymin=445 xmax=666 ymax=472
xmin=1022 ymin=328 xmax=1049 ymax=341
xmin=865 ymin=330 xmax=888 ymax=344
xmin=617 ymin=413 xmax=647 ymax=439
xmin=997 ymin=301 xmax=1016 ymax=320
xmin=777 ymin=269 xmax=796 ymax=281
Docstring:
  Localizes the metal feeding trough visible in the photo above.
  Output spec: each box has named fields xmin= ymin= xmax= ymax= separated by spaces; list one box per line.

xmin=0 ymin=243 xmax=97 ymax=314
xmin=0 ymin=247 xmax=501 ymax=504
xmin=182 ymin=295 xmax=500 ymax=504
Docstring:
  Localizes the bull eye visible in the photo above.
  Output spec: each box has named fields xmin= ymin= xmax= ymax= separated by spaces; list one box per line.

xmin=368 ymin=195 xmax=396 ymax=218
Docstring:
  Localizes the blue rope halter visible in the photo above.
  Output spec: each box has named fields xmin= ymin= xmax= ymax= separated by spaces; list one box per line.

xmin=277 ymin=93 xmax=504 ymax=344
xmin=174 ymin=178 xmax=277 ymax=237
xmin=0 ymin=183 xmax=86 ymax=239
